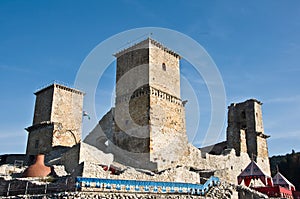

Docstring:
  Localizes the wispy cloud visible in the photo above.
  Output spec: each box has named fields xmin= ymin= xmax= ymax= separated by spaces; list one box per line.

xmin=0 ymin=132 xmax=25 ymax=139
xmin=271 ymin=130 xmax=300 ymax=140
xmin=226 ymin=96 xmax=257 ymax=104
xmin=264 ymin=95 xmax=300 ymax=104
xmin=0 ymin=64 xmax=33 ymax=74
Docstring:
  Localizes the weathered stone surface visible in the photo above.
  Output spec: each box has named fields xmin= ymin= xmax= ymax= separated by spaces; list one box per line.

xmin=78 ymin=160 xmax=200 ymax=184
xmin=182 ymin=144 xmax=252 ymax=183
xmin=32 ymin=86 xmax=54 ymax=125
xmin=0 ymin=176 xmax=270 ymax=199
xmin=25 ymin=123 xmax=54 ymax=155
xmin=149 ymin=41 xmax=181 ymax=98
xmin=84 ymin=109 xmax=114 ymax=153
xmin=18 ymin=39 xmax=273 ymax=198
xmin=226 ymin=99 xmax=270 ymax=175
xmin=0 ymin=164 xmax=26 ymax=177
xmin=61 ymin=142 xmax=113 ymax=174
xmin=52 ymin=165 xmax=68 ymax=177
xmin=83 ymin=39 xmax=271 ymax=186
xmin=236 ymin=185 xmax=268 ymax=199
xmin=106 ymin=38 xmax=189 ymax=171
xmin=26 ymin=84 xmax=84 ymax=155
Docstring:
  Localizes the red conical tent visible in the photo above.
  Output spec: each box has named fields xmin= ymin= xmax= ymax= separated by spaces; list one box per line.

xmin=237 ymin=160 xmax=273 ymax=187
xmin=273 ymin=171 xmax=295 ymax=191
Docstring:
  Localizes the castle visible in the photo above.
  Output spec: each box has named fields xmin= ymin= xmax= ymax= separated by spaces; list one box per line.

xmin=20 ymin=38 xmax=271 ymax=185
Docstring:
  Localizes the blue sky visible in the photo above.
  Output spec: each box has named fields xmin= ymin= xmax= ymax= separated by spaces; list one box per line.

xmin=0 ymin=1 xmax=300 ymax=156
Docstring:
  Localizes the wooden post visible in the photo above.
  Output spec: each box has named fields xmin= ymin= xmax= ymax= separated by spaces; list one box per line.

xmin=6 ymin=182 xmax=10 ymax=196
xmin=65 ymin=178 xmax=68 ymax=191
xmin=25 ymin=181 xmax=29 ymax=195
xmin=44 ymin=183 xmax=47 ymax=194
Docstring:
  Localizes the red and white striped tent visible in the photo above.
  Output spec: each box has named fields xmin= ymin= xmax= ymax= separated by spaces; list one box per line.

xmin=238 ymin=160 xmax=273 ymax=187
xmin=273 ymin=171 xmax=295 ymax=191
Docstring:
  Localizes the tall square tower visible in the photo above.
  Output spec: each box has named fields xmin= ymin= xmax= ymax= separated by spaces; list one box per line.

xmin=226 ymin=99 xmax=270 ymax=174
xmin=113 ymin=38 xmax=188 ymax=170
xmin=26 ymin=83 xmax=84 ymax=155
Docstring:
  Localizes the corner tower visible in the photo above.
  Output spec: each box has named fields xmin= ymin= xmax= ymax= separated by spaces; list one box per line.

xmin=113 ymin=38 xmax=188 ymax=170
xmin=226 ymin=99 xmax=270 ymax=174
xmin=26 ymin=83 xmax=84 ymax=155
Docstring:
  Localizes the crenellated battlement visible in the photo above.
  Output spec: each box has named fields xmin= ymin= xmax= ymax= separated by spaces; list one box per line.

xmin=114 ymin=38 xmax=181 ymax=59
xmin=35 ymin=81 xmax=84 ymax=96
xmin=115 ymin=85 xmax=183 ymax=106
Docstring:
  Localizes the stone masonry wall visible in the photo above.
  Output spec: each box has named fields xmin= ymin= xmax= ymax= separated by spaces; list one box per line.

xmin=226 ymin=99 xmax=270 ymax=175
xmin=84 ymin=109 xmax=114 ymax=153
xmin=182 ymin=143 xmax=271 ymax=183
xmin=33 ymin=87 xmax=54 ymax=125
xmin=254 ymin=102 xmax=269 ymax=160
xmin=114 ymin=91 xmax=150 ymax=153
xmin=26 ymin=84 xmax=84 ymax=156
xmin=51 ymin=84 xmax=84 ymax=146
xmin=240 ymin=129 xmax=247 ymax=155
xmin=26 ymin=124 xmax=54 ymax=155
xmin=148 ymin=40 xmax=188 ymax=170
xmin=254 ymin=100 xmax=264 ymax=133
xmin=112 ymin=39 xmax=188 ymax=171
xmin=149 ymin=92 xmax=188 ymax=170
xmin=81 ymin=162 xmax=199 ymax=184
xmin=114 ymin=41 xmax=150 ymax=155
xmin=182 ymin=144 xmax=251 ymax=183
xmin=149 ymin=41 xmax=180 ymax=98
xmin=115 ymin=48 xmax=149 ymax=84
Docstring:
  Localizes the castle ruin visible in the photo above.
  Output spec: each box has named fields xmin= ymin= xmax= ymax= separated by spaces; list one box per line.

xmin=26 ymin=83 xmax=84 ymax=156
xmin=0 ymin=38 xmax=272 ymax=197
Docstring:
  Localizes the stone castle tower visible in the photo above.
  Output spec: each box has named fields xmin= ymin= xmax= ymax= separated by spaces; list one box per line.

xmin=26 ymin=83 xmax=84 ymax=156
xmin=226 ymin=99 xmax=271 ymax=174
xmin=112 ymin=38 xmax=189 ymax=170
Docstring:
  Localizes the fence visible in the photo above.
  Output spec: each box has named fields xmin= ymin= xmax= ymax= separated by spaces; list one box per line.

xmin=0 ymin=176 xmax=220 ymax=196
xmin=75 ymin=176 xmax=220 ymax=196
xmin=0 ymin=177 xmax=75 ymax=196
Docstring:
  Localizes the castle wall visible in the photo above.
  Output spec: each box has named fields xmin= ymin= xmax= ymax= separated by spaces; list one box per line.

xmin=149 ymin=87 xmax=188 ymax=170
xmin=114 ymin=43 xmax=150 ymax=155
xmin=226 ymin=99 xmax=270 ymax=175
xmin=112 ymin=39 xmax=188 ymax=171
xmin=199 ymin=141 xmax=227 ymax=155
xmin=26 ymin=124 xmax=54 ymax=155
xmin=148 ymin=40 xmax=188 ymax=170
xmin=51 ymin=84 xmax=84 ymax=146
xmin=52 ymin=130 xmax=78 ymax=147
xmin=226 ymin=104 xmax=244 ymax=156
xmin=256 ymin=156 xmax=271 ymax=176
xmin=114 ymin=90 xmax=150 ymax=153
xmin=254 ymin=100 xmax=264 ymax=133
xmin=149 ymin=43 xmax=180 ymax=98
xmin=84 ymin=109 xmax=114 ymax=153
xmin=33 ymin=87 xmax=54 ymax=124
xmin=240 ymin=129 xmax=247 ymax=155
xmin=116 ymin=49 xmax=149 ymax=85
xmin=183 ymin=144 xmax=252 ymax=183
xmin=26 ymin=84 xmax=84 ymax=156
xmin=81 ymin=162 xmax=199 ymax=184
xmin=61 ymin=142 xmax=114 ymax=174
